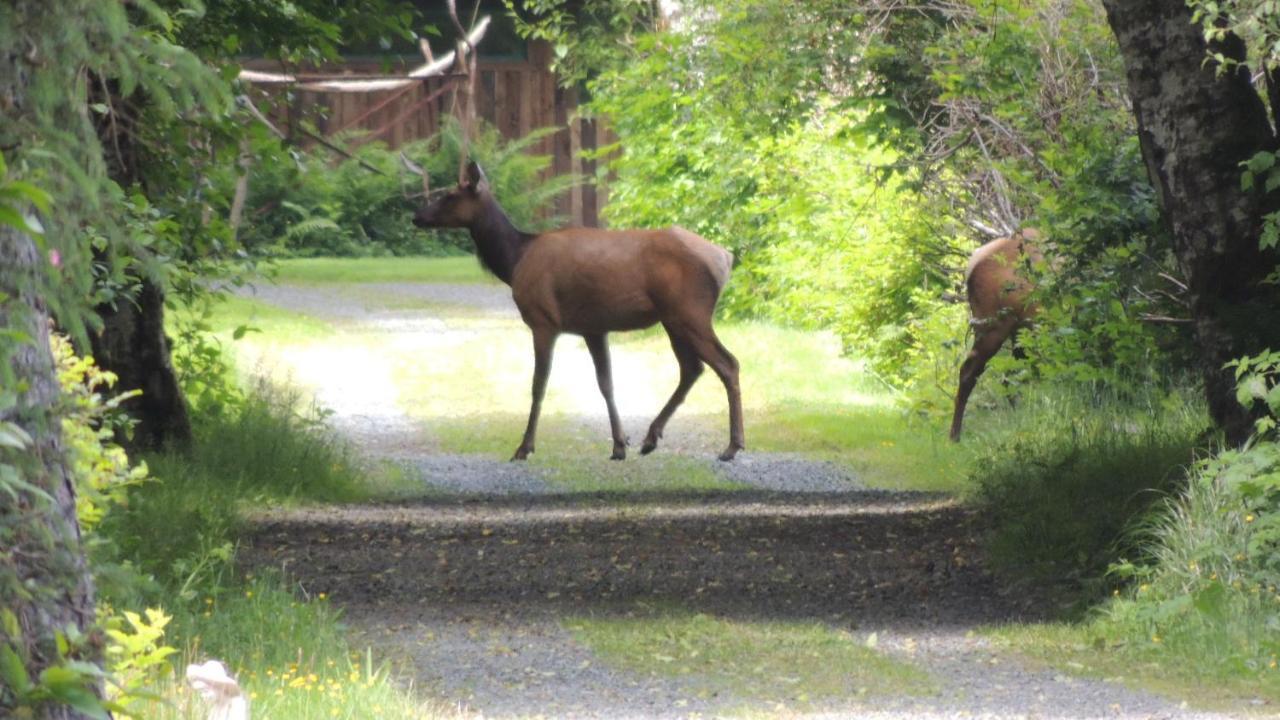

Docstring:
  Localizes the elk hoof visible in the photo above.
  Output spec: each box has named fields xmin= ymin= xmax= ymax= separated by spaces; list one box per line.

xmin=610 ymin=447 xmax=626 ymax=461
xmin=717 ymin=445 xmax=742 ymax=462
xmin=640 ymin=430 xmax=660 ymax=455
xmin=510 ymin=445 xmax=533 ymax=461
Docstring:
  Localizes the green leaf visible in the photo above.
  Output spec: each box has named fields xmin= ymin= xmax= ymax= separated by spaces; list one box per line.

xmin=1192 ymin=580 xmax=1227 ymax=621
xmin=0 ymin=645 xmax=31 ymax=696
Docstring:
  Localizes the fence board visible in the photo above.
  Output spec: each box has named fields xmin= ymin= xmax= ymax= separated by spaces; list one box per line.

xmin=243 ymin=43 xmax=606 ymax=226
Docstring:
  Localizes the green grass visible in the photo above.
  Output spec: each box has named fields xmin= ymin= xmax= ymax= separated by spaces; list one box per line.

xmin=566 ymin=609 xmax=936 ymax=710
xmin=210 ymin=295 xmax=336 ymax=338
xmin=97 ymin=382 xmax=442 ymax=718
xmin=271 ymin=256 xmax=493 ymax=285
xmin=985 ymin=620 xmax=1280 ymax=712
xmin=381 ymin=314 xmax=965 ymax=493
xmin=962 ymin=384 xmax=1207 ymax=592
xmin=113 ymin=576 xmax=451 ymax=719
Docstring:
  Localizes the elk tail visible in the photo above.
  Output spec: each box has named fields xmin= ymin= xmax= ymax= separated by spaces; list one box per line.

xmin=709 ymin=245 xmax=733 ymax=295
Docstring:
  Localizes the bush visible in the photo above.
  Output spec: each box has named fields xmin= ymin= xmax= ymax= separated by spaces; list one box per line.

xmin=968 ymin=383 xmax=1207 ymax=594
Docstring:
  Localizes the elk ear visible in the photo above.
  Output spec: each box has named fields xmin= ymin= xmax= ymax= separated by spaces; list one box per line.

xmin=463 ymin=160 xmax=488 ymax=193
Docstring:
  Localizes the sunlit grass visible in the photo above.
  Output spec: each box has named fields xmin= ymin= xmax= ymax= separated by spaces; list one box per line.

xmin=193 ymin=294 xmax=337 ymax=346
xmin=389 ymin=315 xmax=964 ymax=491
xmin=985 ymin=620 xmax=1280 ymax=712
xmin=121 ymin=577 xmax=453 ymax=720
xmin=566 ymin=609 xmax=936 ymax=707
xmin=272 ymin=256 xmax=493 ymax=285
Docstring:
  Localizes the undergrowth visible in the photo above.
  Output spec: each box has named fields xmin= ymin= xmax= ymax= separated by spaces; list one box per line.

xmin=91 ymin=373 xmax=440 ymax=717
xmin=965 ymin=382 xmax=1208 ymax=600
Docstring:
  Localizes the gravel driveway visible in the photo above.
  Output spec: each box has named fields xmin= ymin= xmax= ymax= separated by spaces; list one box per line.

xmin=237 ymin=279 xmax=1241 ymax=720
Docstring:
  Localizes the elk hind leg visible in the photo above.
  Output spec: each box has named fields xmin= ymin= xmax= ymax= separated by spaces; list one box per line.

xmin=641 ymin=334 xmax=703 ymax=455
xmin=513 ymin=328 xmax=557 ymax=461
xmin=685 ymin=325 xmax=744 ymax=461
xmin=949 ymin=330 xmax=1006 ymax=442
xmin=585 ymin=333 xmax=628 ymax=460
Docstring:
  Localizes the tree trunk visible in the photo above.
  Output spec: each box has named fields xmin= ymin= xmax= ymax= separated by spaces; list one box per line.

xmin=1101 ymin=0 xmax=1280 ymax=444
xmin=89 ymin=278 xmax=192 ymax=450
xmin=0 ymin=228 xmax=99 ymax=719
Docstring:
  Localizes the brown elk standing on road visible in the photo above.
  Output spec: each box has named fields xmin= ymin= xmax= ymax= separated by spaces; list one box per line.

xmin=949 ymin=228 xmax=1042 ymax=441
xmin=412 ymin=161 xmax=745 ymax=461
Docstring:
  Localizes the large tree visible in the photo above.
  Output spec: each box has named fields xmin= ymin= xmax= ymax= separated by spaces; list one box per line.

xmin=1101 ymin=0 xmax=1280 ymax=443
xmin=0 ymin=228 xmax=98 ymax=720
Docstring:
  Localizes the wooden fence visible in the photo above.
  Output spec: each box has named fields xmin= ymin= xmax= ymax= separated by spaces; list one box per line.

xmin=244 ymin=41 xmax=613 ymax=227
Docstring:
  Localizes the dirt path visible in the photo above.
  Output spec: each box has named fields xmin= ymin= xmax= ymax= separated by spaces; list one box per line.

xmin=237 ymin=280 xmax=1235 ymax=719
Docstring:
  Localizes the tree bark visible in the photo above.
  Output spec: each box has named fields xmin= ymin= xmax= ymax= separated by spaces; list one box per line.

xmin=89 ymin=278 xmax=192 ymax=450
xmin=0 ymin=228 xmax=99 ymax=719
xmin=1101 ymin=0 xmax=1280 ymax=444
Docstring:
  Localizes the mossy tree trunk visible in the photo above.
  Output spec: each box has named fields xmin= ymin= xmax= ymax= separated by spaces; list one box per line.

xmin=1102 ymin=0 xmax=1280 ymax=444
xmin=0 ymin=228 xmax=99 ymax=720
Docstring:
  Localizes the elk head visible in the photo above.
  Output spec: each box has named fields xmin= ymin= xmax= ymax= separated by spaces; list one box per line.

xmin=412 ymin=160 xmax=490 ymax=229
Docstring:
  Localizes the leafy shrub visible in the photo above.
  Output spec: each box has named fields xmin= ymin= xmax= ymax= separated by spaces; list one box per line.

xmin=969 ymin=384 xmax=1207 ymax=593
xmin=229 ymin=119 xmax=576 ymax=257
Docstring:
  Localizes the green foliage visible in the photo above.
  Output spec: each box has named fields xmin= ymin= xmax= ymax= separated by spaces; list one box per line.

xmin=504 ymin=0 xmax=660 ymax=85
xmin=1098 ymin=350 xmax=1280 ymax=676
xmin=969 ymin=384 xmax=1207 ymax=593
xmin=102 ymin=607 xmax=177 ymax=719
xmin=0 ymin=0 xmax=229 ymax=344
xmin=587 ymin=14 xmax=944 ymax=382
xmin=102 ymin=380 xmax=364 ymax=595
xmin=51 ymin=334 xmax=149 ymax=535
xmin=577 ymin=0 xmax=1179 ymax=411
xmin=1098 ymin=421 xmax=1280 ymax=683
xmin=229 ymin=120 xmax=575 ymax=257
xmin=1189 ymin=0 xmax=1280 ymax=72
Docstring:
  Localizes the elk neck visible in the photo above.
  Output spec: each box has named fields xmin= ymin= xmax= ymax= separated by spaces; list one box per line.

xmin=466 ymin=196 xmax=533 ymax=285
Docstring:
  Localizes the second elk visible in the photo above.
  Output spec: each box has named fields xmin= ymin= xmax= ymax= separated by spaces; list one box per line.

xmin=950 ymin=228 xmax=1042 ymax=441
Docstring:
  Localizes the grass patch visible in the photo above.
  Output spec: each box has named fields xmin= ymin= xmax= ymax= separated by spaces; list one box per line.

xmin=271 ymin=256 xmax=493 ymax=285
xmin=97 ymin=381 xmax=443 ymax=718
xmin=198 ymin=294 xmax=336 ymax=342
xmin=115 ymin=575 xmax=451 ymax=719
xmin=985 ymin=620 xmax=1280 ymax=712
xmin=567 ymin=609 xmax=936 ymax=708
xmin=965 ymin=383 xmax=1207 ymax=594
xmin=388 ymin=315 xmax=966 ymax=493
xmin=102 ymin=382 xmax=374 ymax=597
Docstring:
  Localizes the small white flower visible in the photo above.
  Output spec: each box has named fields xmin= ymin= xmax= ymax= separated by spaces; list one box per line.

xmin=186 ymin=660 xmax=249 ymax=720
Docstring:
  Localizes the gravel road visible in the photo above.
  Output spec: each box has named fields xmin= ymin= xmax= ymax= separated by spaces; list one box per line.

xmin=237 ymin=279 xmax=1244 ymax=719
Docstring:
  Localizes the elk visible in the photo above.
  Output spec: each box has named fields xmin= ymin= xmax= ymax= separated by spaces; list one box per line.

xmin=949 ymin=228 xmax=1042 ymax=441
xmin=411 ymin=161 xmax=745 ymax=461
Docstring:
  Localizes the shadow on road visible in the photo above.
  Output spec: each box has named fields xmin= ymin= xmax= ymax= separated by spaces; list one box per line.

xmin=245 ymin=490 xmax=1034 ymax=631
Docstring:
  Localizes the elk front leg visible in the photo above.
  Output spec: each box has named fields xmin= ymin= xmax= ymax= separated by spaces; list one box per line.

xmin=513 ymin=328 xmax=557 ymax=461
xmin=585 ymin=333 xmax=628 ymax=460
